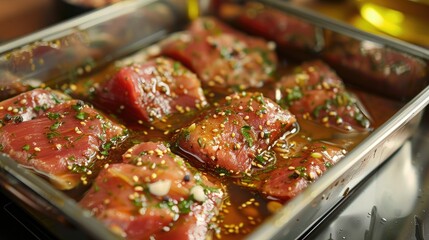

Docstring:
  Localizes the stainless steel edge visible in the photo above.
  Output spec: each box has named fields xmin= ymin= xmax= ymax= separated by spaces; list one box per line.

xmin=244 ymin=1 xmax=429 ymax=237
xmin=0 ymin=153 xmax=122 ymax=239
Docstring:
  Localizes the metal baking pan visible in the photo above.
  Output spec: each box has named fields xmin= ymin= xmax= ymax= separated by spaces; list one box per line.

xmin=0 ymin=0 xmax=429 ymax=239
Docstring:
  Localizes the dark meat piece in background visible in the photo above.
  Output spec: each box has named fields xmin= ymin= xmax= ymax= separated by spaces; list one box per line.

xmin=0 ymin=98 xmax=127 ymax=190
xmin=80 ymin=141 xmax=223 ymax=240
xmin=94 ymin=57 xmax=207 ymax=127
xmin=260 ymin=140 xmax=346 ymax=202
xmin=232 ymin=2 xmax=324 ymax=58
xmin=323 ymin=33 xmax=428 ymax=100
xmin=274 ymin=60 xmax=372 ymax=132
xmin=160 ymin=17 xmax=277 ymax=92
xmin=0 ymin=88 xmax=69 ymax=125
xmin=174 ymin=92 xmax=296 ymax=176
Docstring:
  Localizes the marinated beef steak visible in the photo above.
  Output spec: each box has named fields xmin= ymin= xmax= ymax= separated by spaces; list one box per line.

xmin=323 ymin=34 xmax=427 ymax=100
xmin=274 ymin=60 xmax=372 ymax=132
xmin=174 ymin=92 xmax=296 ymax=175
xmin=0 ymin=97 xmax=127 ymax=190
xmin=234 ymin=2 xmax=324 ymax=56
xmin=0 ymin=88 xmax=69 ymax=125
xmin=160 ymin=17 xmax=277 ymax=92
xmin=80 ymin=142 xmax=223 ymax=240
xmin=260 ymin=141 xmax=346 ymax=202
xmin=95 ymin=57 xmax=207 ymax=126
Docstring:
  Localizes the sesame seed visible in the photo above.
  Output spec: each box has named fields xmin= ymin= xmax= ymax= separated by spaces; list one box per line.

xmin=155 ymin=149 xmax=164 ymax=156
xmin=322 ymin=117 xmax=329 ymax=123
xmin=75 ymin=127 xmax=82 ymax=134
xmin=309 ymin=172 xmax=317 ymax=180
xmin=133 ymin=175 xmax=139 ymax=182
xmin=311 ymin=152 xmax=323 ymax=158
xmin=34 ymin=147 xmax=41 ymax=152
xmin=244 ymin=116 xmax=250 ymax=120
xmin=212 ymin=129 xmax=219 ymax=133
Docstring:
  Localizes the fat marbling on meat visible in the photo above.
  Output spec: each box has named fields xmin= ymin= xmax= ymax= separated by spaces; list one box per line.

xmin=174 ymin=92 xmax=296 ymax=176
xmin=80 ymin=141 xmax=224 ymax=240
xmin=160 ymin=17 xmax=277 ymax=92
xmin=0 ymin=89 xmax=127 ymax=190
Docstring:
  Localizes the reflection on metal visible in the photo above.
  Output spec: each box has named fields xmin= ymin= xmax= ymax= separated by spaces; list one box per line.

xmin=364 ymin=206 xmax=377 ymax=240
xmin=415 ymin=215 xmax=424 ymax=240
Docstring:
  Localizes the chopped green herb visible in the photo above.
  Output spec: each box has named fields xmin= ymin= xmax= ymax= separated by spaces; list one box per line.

xmin=197 ymin=137 xmax=205 ymax=148
xmin=214 ymin=167 xmax=230 ymax=176
xmin=46 ymin=131 xmax=60 ymax=140
xmin=173 ymin=61 xmax=181 ymax=73
xmin=286 ymin=86 xmax=303 ymax=104
xmin=313 ymin=105 xmax=324 ymax=118
xmin=51 ymin=94 xmax=62 ymax=104
xmin=47 ymin=112 xmax=60 ymax=120
xmin=22 ymin=144 xmax=30 ymax=151
xmin=177 ymin=198 xmax=193 ymax=214
xmin=240 ymin=125 xmax=254 ymax=147
xmin=254 ymin=155 xmax=266 ymax=164
xmin=50 ymin=121 xmax=61 ymax=131
xmin=75 ymin=112 xmax=87 ymax=120
xmin=325 ymin=162 xmax=333 ymax=168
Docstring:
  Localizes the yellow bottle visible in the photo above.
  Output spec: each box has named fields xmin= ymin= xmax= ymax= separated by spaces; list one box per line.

xmin=356 ymin=0 xmax=429 ymax=46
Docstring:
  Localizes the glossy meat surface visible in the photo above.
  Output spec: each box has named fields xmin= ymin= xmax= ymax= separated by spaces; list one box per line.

xmin=0 ymin=98 xmax=126 ymax=189
xmin=160 ymin=17 xmax=277 ymax=91
xmin=0 ymin=88 xmax=69 ymax=125
xmin=174 ymin=92 xmax=296 ymax=175
xmin=260 ymin=141 xmax=346 ymax=202
xmin=235 ymin=2 xmax=323 ymax=54
xmin=80 ymin=141 xmax=223 ymax=240
xmin=95 ymin=57 xmax=207 ymax=125
xmin=274 ymin=60 xmax=372 ymax=132
xmin=323 ymin=34 xmax=427 ymax=100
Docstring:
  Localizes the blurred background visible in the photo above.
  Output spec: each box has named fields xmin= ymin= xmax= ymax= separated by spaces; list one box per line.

xmin=1 ymin=0 xmax=428 ymax=48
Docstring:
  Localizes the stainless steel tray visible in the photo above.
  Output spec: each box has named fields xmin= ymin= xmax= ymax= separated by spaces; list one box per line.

xmin=0 ymin=0 xmax=429 ymax=239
